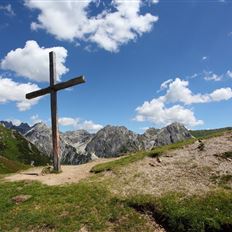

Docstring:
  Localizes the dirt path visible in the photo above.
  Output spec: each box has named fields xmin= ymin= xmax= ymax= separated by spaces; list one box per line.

xmin=4 ymin=158 xmax=117 ymax=186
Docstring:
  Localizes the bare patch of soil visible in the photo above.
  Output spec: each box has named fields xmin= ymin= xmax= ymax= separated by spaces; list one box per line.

xmin=4 ymin=158 xmax=118 ymax=186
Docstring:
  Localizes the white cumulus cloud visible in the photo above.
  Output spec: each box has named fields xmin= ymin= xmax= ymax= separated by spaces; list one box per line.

xmin=135 ymin=78 xmax=232 ymax=128
xmin=1 ymin=40 xmax=69 ymax=82
xmin=0 ymin=76 xmax=41 ymax=111
xmin=210 ymin=88 xmax=232 ymax=101
xmin=163 ymin=78 xmax=210 ymax=104
xmin=25 ymin=0 xmax=159 ymax=52
xmin=80 ymin=120 xmax=104 ymax=132
xmin=59 ymin=117 xmax=79 ymax=127
xmin=135 ymin=99 xmax=203 ymax=127
xmin=163 ymin=78 xmax=232 ymax=105
xmin=59 ymin=117 xmax=103 ymax=133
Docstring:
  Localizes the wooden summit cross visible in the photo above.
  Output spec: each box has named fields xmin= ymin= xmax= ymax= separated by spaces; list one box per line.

xmin=26 ymin=51 xmax=86 ymax=172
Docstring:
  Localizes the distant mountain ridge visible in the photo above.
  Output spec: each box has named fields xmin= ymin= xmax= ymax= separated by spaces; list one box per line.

xmin=0 ymin=120 xmax=193 ymax=165
xmin=138 ymin=122 xmax=193 ymax=150
xmin=0 ymin=121 xmax=31 ymax=134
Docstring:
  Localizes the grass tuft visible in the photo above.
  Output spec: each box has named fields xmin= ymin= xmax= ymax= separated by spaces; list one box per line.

xmin=221 ymin=151 xmax=232 ymax=159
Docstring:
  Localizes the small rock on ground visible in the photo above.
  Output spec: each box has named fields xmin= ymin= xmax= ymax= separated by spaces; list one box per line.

xmin=12 ymin=195 xmax=32 ymax=204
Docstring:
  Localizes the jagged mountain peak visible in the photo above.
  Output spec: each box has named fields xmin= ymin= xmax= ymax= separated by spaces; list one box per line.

xmin=165 ymin=122 xmax=185 ymax=129
xmin=0 ymin=120 xmax=31 ymax=135
xmin=155 ymin=122 xmax=193 ymax=146
xmin=25 ymin=122 xmax=50 ymax=138
xmin=32 ymin=122 xmax=49 ymax=129
xmin=0 ymin=121 xmax=13 ymax=128
xmin=96 ymin=125 xmax=136 ymax=136
xmin=104 ymin=125 xmax=127 ymax=129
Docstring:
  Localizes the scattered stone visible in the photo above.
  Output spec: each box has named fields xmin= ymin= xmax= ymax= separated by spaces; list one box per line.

xmin=78 ymin=226 xmax=88 ymax=232
xmin=156 ymin=157 xmax=162 ymax=163
xmin=197 ymin=140 xmax=205 ymax=151
xmin=12 ymin=195 xmax=32 ymax=204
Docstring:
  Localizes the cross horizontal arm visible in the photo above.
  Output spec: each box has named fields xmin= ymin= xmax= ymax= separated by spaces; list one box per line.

xmin=54 ymin=75 xmax=85 ymax=92
xmin=26 ymin=86 xmax=51 ymax=100
xmin=26 ymin=76 xmax=85 ymax=100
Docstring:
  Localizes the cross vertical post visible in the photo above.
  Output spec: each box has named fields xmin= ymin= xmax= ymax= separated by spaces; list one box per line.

xmin=25 ymin=51 xmax=86 ymax=173
xmin=49 ymin=51 xmax=61 ymax=172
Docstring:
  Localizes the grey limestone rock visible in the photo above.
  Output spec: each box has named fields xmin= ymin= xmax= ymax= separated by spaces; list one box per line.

xmin=138 ymin=128 xmax=160 ymax=150
xmin=139 ymin=122 xmax=193 ymax=150
xmin=155 ymin=122 xmax=193 ymax=146
xmin=86 ymin=125 xmax=141 ymax=158
xmin=62 ymin=130 xmax=94 ymax=154
xmin=25 ymin=123 xmax=92 ymax=164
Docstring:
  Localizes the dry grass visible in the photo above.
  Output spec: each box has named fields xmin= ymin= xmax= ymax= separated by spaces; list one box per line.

xmin=99 ymin=132 xmax=232 ymax=197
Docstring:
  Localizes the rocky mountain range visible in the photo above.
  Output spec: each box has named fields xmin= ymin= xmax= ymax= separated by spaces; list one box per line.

xmin=0 ymin=121 xmax=31 ymax=135
xmin=24 ymin=123 xmax=92 ymax=165
xmin=0 ymin=120 xmax=193 ymax=165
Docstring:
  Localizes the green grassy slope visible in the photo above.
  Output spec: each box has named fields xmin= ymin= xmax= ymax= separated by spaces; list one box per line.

xmin=0 ymin=181 xmax=156 ymax=232
xmin=0 ymin=124 xmax=50 ymax=173
xmin=0 ymin=180 xmax=231 ymax=232
xmin=0 ymin=156 xmax=27 ymax=174
xmin=190 ymin=127 xmax=232 ymax=139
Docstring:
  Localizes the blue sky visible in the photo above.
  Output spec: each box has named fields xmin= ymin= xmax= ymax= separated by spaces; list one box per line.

xmin=0 ymin=0 xmax=232 ymax=133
